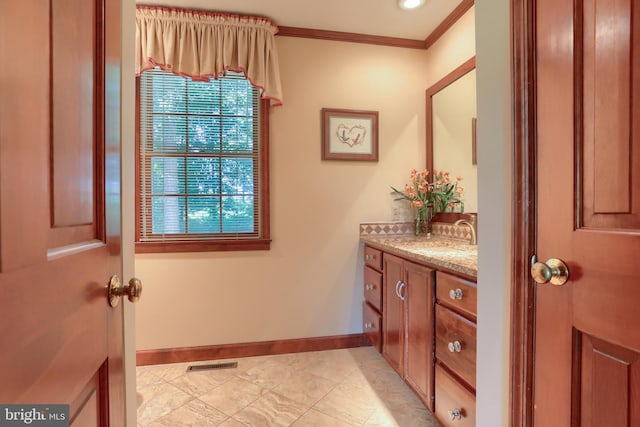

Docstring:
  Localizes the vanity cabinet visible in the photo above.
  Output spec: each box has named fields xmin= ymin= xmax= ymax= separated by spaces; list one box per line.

xmin=361 ymin=242 xmax=476 ymax=420
xmin=382 ymin=252 xmax=435 ymax=411
xmin=363 ymin=246 xmax=383 ymax=351
xmin=434 ymin=271 xmax=477 ymax=426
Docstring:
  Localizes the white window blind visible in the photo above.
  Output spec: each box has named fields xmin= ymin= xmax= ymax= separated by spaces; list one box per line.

xmin=138 ymin=70 xmax=263 ymax=241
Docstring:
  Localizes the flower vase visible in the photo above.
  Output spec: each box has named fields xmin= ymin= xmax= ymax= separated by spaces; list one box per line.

xmin=415 ymin=206 xmax=433 ymax=236
xmin=415 ymin=217 xmax=432 ymax=236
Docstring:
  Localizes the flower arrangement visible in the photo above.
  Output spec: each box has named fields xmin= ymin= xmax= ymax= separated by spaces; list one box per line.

xmin=391 ymin=168 xmax=464 ymax=234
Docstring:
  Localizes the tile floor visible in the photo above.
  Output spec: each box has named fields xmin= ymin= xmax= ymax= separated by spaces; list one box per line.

xmin=137 ymin=346 xmax=442 ymax=426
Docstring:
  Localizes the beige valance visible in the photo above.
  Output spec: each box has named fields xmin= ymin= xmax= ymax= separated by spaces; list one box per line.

xmin=136 ymin=6 xmax=283 ymax=106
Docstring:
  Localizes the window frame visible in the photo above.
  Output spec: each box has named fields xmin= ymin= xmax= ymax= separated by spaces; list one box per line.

xmin=134 ymin=73 xmax=271 ymax=253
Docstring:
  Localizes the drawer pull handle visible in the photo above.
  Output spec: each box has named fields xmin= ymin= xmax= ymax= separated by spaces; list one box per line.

xmin=364 ymin=322 xmax=373 ymax=329
xmin=365 ymin=284 xmax=376 ymax=291
xmin=365 ymin=254 xmax=374 ymax=261
xmin=397 ymin=281 xmax=407 ymax=301
xmin=448 ymin=341 xmax=462 ymax=353
xmin=448 ymin=408 xmax=462 ymax=420
xmin=449 ymin=288 xmax=464 ymax=300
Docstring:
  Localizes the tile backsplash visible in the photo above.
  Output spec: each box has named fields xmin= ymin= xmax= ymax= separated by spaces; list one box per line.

xmin=359 ymin=221 xmax=473 ymax=243
xmin=431 ymin=222 xmax=474 ymax=242
xmin=359 ymin=222 xmax=414 ymax=236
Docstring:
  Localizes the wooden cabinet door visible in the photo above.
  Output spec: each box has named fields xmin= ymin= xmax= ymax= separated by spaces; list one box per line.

xmin=404 ymin=260 xmax=435 ymax=411
xmin=535 ymin=0 xmax=640 ymax=425
xmin=383 ymin=253 xmax=405 ymax=375
xmin=0 ymin=1 xmax=124 ymax=425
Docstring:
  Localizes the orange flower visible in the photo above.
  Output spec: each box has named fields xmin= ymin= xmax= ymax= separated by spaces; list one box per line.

xmin=406 ymin=186 xmax=415 ymax=198
xmin=391 ymin=168 xmax=464 ymax=216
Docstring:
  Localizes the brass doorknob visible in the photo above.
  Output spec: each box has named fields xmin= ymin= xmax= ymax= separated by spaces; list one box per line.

xmin=108 ymin=275 xmax=143 ymax=307
xmin=530 ymin=256 xmax=569 ymax=286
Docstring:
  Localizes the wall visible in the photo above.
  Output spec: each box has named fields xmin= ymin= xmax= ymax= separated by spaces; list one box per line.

xmin=135 ymin=37 xmax=431 ymax=350
xmin=475 ymin=0 xmax=512 ymax=425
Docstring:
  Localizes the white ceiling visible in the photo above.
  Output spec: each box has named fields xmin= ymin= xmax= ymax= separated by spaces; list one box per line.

xmin=135 ymin=0 xmax=465 ymax=40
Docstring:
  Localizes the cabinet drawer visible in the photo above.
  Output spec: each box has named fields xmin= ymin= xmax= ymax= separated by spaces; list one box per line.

xmin=436 ymin=271 xmax=477 ymax=320
xmin=435 ymin=304 xmax=476 ymax=389
xmin=363 ymin=301 xmax=382 ymax=352
xmin=364 ymin=246 xmax=382 ymax=271
xmin=363 ymin=266 xmax=382 ymax=311
xmin=435 ymin=364 xmax=476 ymax=427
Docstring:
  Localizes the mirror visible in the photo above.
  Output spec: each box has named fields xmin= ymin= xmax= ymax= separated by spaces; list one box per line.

xmin=426 ymin=57 xmax=477 ymax=213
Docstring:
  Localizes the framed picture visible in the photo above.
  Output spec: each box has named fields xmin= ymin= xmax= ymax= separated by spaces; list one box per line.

xmin=321 ymin=108 xmax=379 ymax=161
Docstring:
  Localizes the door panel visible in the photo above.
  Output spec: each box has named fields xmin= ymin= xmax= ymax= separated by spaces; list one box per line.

xmin=581 ymin=0 xmax=640 ymax=227
xmin=576 ymin=333 xmax=640 ymax=426
xmin=70 ymin=370 xmax=103 ymax=427
xmin=404 ymin=261 xmax=434 ymax=410
xmin=51 ymin=0 xmax=96 ymax=232
xmin=0 ymin=2 xmax=50 ymax=272
xmin=0 ymin=0 xmax=123 ymax=425
xmin=535 ymin=0 xmax=640 ymax=425
xmin=383 ymin=253 xmax=404 ymax=375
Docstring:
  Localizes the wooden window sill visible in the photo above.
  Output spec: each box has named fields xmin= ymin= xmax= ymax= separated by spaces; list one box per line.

xmin=135 ymin=239 xmax=271 ymax=254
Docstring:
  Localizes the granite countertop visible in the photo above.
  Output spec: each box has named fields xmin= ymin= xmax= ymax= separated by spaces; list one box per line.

xmin=360 ymin=234 xmax=478 ymax=279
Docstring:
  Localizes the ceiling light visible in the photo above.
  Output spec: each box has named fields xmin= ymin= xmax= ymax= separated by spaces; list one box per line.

xmin=398 ymin=0 xmax=426 ymax=10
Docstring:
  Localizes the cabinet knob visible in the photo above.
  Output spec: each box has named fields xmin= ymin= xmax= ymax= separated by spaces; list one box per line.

xmin=448 ymin=341 xmax=462 ymax=353
xmin=365 ymin=283 xmax=376 ymax=291
xmin=365 ymin=254 xmax=374 ymax=261
xmin=364 ymin=322 xmax=373 ymax=329
xmin=448 ymin=408 xmax=462 ymax=420
xmin=449 ymin=288 xmax=464 ymax=300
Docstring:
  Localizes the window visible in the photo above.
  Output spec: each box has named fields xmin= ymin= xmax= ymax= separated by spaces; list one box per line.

xmin=136 ymin=70 xmax=270 ymax=252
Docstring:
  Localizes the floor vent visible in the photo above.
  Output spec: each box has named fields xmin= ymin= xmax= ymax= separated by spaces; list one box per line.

xmin=187 ymin=362 xmax=238 ymax=372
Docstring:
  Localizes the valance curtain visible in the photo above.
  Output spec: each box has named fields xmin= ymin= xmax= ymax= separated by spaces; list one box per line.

xmin=135 ymin=6 xmax=283 ymax=106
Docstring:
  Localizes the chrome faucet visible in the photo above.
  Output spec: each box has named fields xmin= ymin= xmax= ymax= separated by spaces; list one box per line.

xmin=454 ymin=215 xmax=477 ymax=245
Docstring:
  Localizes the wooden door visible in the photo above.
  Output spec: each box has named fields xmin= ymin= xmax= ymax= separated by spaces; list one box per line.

xmin=383 ymin=253 xmax=405 ymax=375
xmin=0 ymin=0 xmax=124 ymax=425
xmin=535 ymin=0 xmax=640 ymax=425
xmin=404 ymin=261 xmax=435 ymax=411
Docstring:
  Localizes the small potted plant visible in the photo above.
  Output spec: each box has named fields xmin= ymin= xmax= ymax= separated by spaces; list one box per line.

xmin=391 ymin=168 xmax=464 ymax=235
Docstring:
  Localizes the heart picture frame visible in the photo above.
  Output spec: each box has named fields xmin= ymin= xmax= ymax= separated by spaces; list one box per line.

xmin=321 ymin=108 xmax=379 ymax=161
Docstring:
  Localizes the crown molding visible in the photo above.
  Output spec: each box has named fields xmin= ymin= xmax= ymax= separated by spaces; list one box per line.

xmin=277 ymin=26 xmax=426 ymax=49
